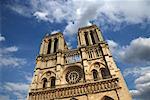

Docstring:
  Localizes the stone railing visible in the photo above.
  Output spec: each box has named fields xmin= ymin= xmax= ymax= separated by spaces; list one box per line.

xmin=28 ymin=78 xmax=119 ymax=100
xmin=64 ymin=49 xmax=81 ymax=64
xmin=85 ymin=45 xmax=102 ymax=60
xmin=37 ymin=53 xmax=57 ymax=61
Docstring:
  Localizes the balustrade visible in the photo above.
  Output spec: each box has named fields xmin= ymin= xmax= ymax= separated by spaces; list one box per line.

xmin=64 ymin=49 xmax=81 ymax=64
xmin=29 ymin=78 xmax=119 ymax=100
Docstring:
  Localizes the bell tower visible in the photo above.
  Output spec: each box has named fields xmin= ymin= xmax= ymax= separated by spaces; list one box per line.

xmin=28 ymin=25 xmax=132 ymax=100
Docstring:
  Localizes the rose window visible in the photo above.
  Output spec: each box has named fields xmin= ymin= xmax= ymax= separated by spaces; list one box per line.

xmin=65 ymin=68 xmax=82 ymax=84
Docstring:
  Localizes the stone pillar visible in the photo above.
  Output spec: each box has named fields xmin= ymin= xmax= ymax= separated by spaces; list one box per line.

xmin=57 ymin=52 xmax=61 ymax=65
xmin=51 ymin=38 xmax=55 ymax=53
xmin=87 ymin=31 xmax=93 ymax=45
xmin=39 ymin=40 xmax=44 ymax=54
xmin=78 ymin=31 xmax=87 ymax=46
xmin=93 ymin=30 xmax=99 ymax=43
xmin=43 ymin=40 xmax=48 ymax=54
xmin=58 ymin=36 xmax=64 ymax=50
xmin=95 ymin=29 xmax=104 ymax=41
xmin=56 ymin=65 xmax=61 ymax=85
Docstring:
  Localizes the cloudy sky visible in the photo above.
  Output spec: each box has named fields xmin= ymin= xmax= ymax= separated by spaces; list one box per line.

xmin=0 ymin=0 xmax=150 ymax=100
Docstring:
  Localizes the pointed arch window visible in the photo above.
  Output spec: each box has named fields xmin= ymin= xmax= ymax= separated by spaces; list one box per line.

xmin=54 ymin=38 xmax=58 ymax=53
xmin=70 ymin=97 xmax=78 ymax=100
xmin=102 ymin=96 xmax=114 ymax=100
xmin=93 ymin=29 xmax=99 ymax=43
xmin=47 ymin=39 xmax=51 ymax=54
xmin=84 ymin=32 xmax=89 ymax=46
xmin=51 ymin=77 xmax=56 ymax=88
xmin=90 ymin=30 xmax=96 ymax=44
xmin=101 ymin=68 xmax=110 ymax=79
xmin=92 ymin=69 xmax=98 ymax=81
xmin=42 ymin=78 xmax=47 ymax=88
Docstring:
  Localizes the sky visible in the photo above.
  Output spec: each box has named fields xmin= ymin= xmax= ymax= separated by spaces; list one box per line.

xmin=0 ymin=0 xmax=150 ymax=100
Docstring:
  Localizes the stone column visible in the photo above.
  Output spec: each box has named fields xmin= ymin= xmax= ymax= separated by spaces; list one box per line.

xmin=43 ymin=40 xmax=48 ymax=54
xmin=95 ymin=29 xmax=104 ymax=41
xmin=39 ymin=40 xmax=44 ymax=54
xmin=87 ymin=31 xmax=93 ymax=45
xmin=59 ymin=36 xmax=64 ymax=50
xmin=93 ymin=30 xmax=99 ymax=43
xmin=78 ymin=31 xmax=87 ymax=46
xmin=51 ymin=38 xmax=55 ymax=53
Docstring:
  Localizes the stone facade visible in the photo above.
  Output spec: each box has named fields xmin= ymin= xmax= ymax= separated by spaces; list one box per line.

xmin=28 ymin=25 xmax=132 ymax=100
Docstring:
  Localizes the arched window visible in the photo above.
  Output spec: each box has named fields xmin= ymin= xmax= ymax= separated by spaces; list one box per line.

xmin=102 ymin=96 xmax=114 ymax=100
xmin=84 ymin=32 xmax=89 ymax=46
xmin=101 ymin=68 xmax=110 ymax=79
xmin=54 ymin=38 xmax=58 ymax=53
xmin=70 ymin=97 xmax=78 ymax=100
xmin=42 ymin=78 xmax=47 ymax=88
xmin=51 ymin=77 xmax=56 ymax=88
xmin=47 ymin=39 xmax=51 ymax=54
xmin=90 ymin=30 xmax=96 ymax=44
xmin=93 ymin=29 xmax=99 ymax=43
xmin=92 ymin=69 xmax=98 ymax=81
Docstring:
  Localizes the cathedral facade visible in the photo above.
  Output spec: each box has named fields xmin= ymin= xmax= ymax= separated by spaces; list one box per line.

xmin=28 ymin=25 xmax=132 ymax=100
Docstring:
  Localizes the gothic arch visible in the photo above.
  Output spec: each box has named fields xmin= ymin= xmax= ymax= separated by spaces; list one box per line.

xmin=47 ymin=39 xmax=51 ymax=54
xmin=92 ymin=69 xmax=98 ymax=81
xmin=88 ymin=61 xmax=106 ymax=73
xmin=54 ymin=38 xmax=58 ymax=53
xmin=40 ymin=71 xmax=56 ymax=82
xmin=42 ymin=78 xmax=48 ymax=88
xmin=100 ymin=68 xmax=111 ymax=79
xmin=101 ymin=96 xmax=114 ymax=100
xmin=50 ymin=76 xmax=56 ymax=88
xmin=88 ymin=62 xmax=111 ymax=80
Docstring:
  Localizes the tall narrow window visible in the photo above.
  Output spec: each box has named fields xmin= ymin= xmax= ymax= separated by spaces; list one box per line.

xmin=92 ymin=69 xmax=98 ymax=81
xmin=51 ymin=77 xmax=56 ymax=88
xmin=42 ymin=78 xmax=47 ymax=88
xmin=47 ymin=39 xmax=51 ymax=54
xmin=93 ymin=29 xmax=99 ymax=43
xmin=84 ymin=32 xmax=89 ymax=46
xmin=101 ymin=68 xmax=110 ymax=79
xmin=54 ymin=38 xmax=58 ymax=53
xmin=90 ymin=30 xmax=96 ymax=44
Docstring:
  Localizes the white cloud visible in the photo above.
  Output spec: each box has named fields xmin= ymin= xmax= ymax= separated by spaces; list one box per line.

xmin=51 ymin=30 xmax=60 ymax=34
xmin=0 ymin=57 xmax=26 ymax=67
xmin=106 ymin=40 xmax=118 ymax=53
xmin=107 ymin=37 xmax=150 ymax=64
xmin=4 ymin=82 xmax=28 ymax=92
xmin=1 ymin=72 xmax=32 ymax=100
xmin=25 ymin=74 xmax=32 ymax=83
xmin=66 ymin=41 xmax=73 ymax=49
xmin=4 ymin=82 xmax=29 ymax=100
xmin=0 ymin=35 xmax=26 ymax=68
xmin=8 ymin=0 xmax=150 ymax=35
xmin=120 ymin=37 xmax=150 ymax=64
xmin=4 ymin=46 xmax=18 ymax=52
xmin=0 ymin=34 xmax=5 ymax=42
xmin=33 ymin=11 xmax=49 ymax=21
xmin=123 ymin=66 xmax=150 ymax=77
xmin=0 ymin=95 xmax=9 ymax=100
xmin=8 ymin=4 xmax=32 ymax=17
xmin=124 ymin=66 xmax=150 ymax=100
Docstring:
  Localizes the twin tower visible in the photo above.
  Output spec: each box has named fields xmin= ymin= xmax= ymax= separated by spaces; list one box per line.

xmin=28 ymin=25 xmax=132 ymax=100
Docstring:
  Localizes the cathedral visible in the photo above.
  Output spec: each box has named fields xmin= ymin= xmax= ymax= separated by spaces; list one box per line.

xmin=28 ymin=25 xmax=132 ymax=100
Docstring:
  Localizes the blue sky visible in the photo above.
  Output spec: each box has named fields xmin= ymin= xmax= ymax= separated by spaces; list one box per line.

xmin=0 ymin=0 xmax=150 ymax=100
